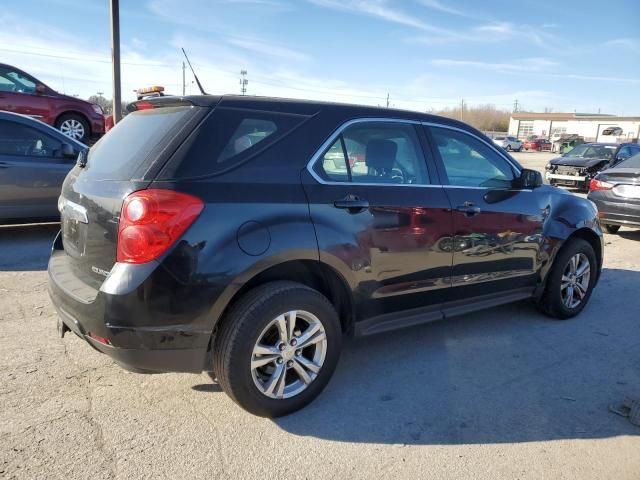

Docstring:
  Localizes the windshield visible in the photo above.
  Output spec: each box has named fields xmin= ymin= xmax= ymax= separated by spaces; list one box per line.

xmin=564 ymin=144 xmax=616 ymax=160
xmin=618 ymin=152 xmax=640 ymax=169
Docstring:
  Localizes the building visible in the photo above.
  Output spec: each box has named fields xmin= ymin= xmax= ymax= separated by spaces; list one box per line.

xmin=508 ymin=112 xmax=640 ymax=143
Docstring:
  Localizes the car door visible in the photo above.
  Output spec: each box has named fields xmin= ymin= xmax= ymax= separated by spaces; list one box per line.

xmin=302 ymin=119 xmax=453 ymax=330
xmin=424 ymin=124 xmax=546 ymax=303
xmin=0 ymin=119 xmax=74 ymax=220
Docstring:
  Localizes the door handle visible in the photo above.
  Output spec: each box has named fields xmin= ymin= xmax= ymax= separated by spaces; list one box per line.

xmin=334 ymin=195 xmax=369 ymax=212
xmin=456 ymin=201 xmax=481 ymax=216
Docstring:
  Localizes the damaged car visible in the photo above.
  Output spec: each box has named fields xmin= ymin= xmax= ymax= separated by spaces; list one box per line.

xmin=545 ymin=142 xmax=640 ymax=191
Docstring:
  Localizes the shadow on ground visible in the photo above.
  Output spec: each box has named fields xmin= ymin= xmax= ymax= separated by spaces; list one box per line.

xmin=270 ymin=268 xmax=640 ymax=444
xmin=0 ymin=224 xmax=59 ymax=271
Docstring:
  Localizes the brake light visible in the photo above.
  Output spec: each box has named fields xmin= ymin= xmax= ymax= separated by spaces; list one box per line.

xmin=117 ymin=189 xmax=204 ymax=264
xmin=88 ymin=333 xmax=111 ymax=345
xmin=134 ymin=101 xmax=154 ymax=110
xmin=589 ymin=179 xmax=614 ymax=191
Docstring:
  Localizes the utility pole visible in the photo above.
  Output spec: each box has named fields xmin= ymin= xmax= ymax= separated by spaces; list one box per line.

xmin=109 ymin=0 xmax=122 ymax=124
xmin=513 ymin=98 xmax=519 ymax=113
xmin=182 ymin=62 xmax=186 ymax=96
xmin=386 ymin=93 xmax=390 ymax=108
xmin=460 ymin=99 xmax=464 ymax=121
xmin=240 ymin=70 xmax=248 ymax=95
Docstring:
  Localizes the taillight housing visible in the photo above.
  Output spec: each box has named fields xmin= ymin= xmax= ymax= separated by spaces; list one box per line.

xmin=117 ymin=189 xmax=204 ymax=264
xmin=589 ymin=178 xmax=614 ymax=191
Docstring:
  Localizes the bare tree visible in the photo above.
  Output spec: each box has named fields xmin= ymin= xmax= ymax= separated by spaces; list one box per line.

xmin=432 ymin=104 xmax=511 ymax=132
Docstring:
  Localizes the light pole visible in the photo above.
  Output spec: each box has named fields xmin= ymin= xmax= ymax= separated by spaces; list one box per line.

xmin=110 ymin=0 xmax=122 ymax=123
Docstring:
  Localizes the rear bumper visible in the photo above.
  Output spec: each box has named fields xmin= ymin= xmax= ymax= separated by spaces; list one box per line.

xmin=47 ymin=232 xmax=211 ymax=373
xmin=590 ymin=197 xmax=640 ymax=228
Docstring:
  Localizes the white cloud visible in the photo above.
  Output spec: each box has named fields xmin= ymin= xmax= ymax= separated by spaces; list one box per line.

xmin=603 ymin=38 xmax=638 ymax=48
xmin=431 ymin=58 xmax=558 ymax=73
xmin=416 ymin=0 xmax=474 ymax=18
xmin=226 ymin=37 xmax=310 ymax=62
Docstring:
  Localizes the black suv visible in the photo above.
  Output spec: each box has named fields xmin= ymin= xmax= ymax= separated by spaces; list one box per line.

xmin=49 ymin=96 xmax=603 ymax=417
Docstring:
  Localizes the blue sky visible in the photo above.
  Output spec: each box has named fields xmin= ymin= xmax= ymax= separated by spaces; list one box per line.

xmin=1 ymin=0 xmax=639 ymax=113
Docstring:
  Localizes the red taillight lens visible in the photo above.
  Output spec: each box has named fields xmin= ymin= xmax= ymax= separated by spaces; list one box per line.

xmin=88 ymin=333 xmax=111 ymax=345
xmin=589 ymin=179 xmax=614 ymax=191
xmin=117 ymin=189 xmax=204 ymax=264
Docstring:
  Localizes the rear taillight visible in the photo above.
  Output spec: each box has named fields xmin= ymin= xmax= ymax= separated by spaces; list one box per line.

xmin=589 ymin=179 xmax=614 ymax=191
xmin=117 ymin=189 xmax=204 ymax=264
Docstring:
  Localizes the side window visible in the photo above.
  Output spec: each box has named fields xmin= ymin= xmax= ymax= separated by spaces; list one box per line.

xmin=0 ymin=68 xmax=36 ymax=94
xmin=315 ymin=122 xmax=430 ymax=185
xmin=0 ymin=120 xmax=62 ymax=158
xmin=617 ymin=146 xmax=631 ymax=160
xmin=217 ymin=118 xmax=277 ymax=163
xmin=430 ymin=126 xmax=515 ymax=188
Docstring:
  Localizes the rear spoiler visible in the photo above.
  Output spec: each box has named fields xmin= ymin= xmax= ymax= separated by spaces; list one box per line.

xmin=126 ymin=95 xmax=222 ymax=113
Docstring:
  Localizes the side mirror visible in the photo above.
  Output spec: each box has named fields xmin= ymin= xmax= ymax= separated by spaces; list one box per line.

xmin=35 ymin=84 xmax=46 ymax=94
xmin=61 ymin=143 xmax=76 ymax=159
xmin=515 ymin=168 xmax=543 ymax=189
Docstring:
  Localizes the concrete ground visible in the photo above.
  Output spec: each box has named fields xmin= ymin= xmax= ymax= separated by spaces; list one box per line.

xmin=1 ymin=152 xmax=639 ymax=479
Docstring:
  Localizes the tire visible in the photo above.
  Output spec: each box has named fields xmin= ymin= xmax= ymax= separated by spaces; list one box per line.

xmin=55 ymin=113 xmax=90 ymax=143
xmin=213 ymin=281 xmax=342 ymax=417
xmin=506 ymin=145 xmax=512 ymax=151
xmin=536 ymin=238 xmax=597 ymax=319
xmin=603 ymin=224 xmax=620 ymax=234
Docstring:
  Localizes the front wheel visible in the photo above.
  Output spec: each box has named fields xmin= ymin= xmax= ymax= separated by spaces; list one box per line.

xmin=506 ymin=145 xmax=512 ymax=151
xmin=603 ymin=224 xmax=620 ymax=234
xmin=55 ymin=113 xmax=90 ymax=143
xmin=213 ymin=281 xmax=342 ymax=417
xmin=536 ymin=238 xmax=597 ymax=319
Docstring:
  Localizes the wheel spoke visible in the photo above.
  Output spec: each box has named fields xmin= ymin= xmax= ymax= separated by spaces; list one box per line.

xmin=264 ymin=363 xmax=286 ymax=398
xmin=564 ymin=286 xmax=574 ymax=307
xmin=574 ymin=283 xmax=586 ymax=299
xmin=291 ymin=359 xmax=313 ymax=385
xmin=296 ymin=327 xmax=325 ymax=350
xmin=295 ymin=355 xmax=321 ymax=374
xmin=275 ymin=314 xmax=289 ymax=344
xmin=569 ymin=255 xmax=578 ymax=274
xmin=253 ymin=344 xmax=279 ymax=356
xmin=576 ymin=261 xmax=590 ymax=277
xmin=251 ymin=354 xmax=280 ymax=369
xmin=286 ymin=311 xmax=297 ymax=343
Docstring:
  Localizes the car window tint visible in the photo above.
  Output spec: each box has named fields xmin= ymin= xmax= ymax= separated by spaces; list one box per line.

xmin=217 ymin=118 xmax=277 ymax=163
xmin=431 ymin=127 xmax=515 ymax=188
xmin=619 ymin=153 xmax=640 ymax=168
xmin=0 ymin=120 xmax=62 ymax=158
xmin=169 ymin=107 xmax=308 ymax=178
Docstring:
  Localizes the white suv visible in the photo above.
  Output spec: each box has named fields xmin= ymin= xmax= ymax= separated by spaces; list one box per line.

xmin=492 ymin=135 xmax=523 ymax=152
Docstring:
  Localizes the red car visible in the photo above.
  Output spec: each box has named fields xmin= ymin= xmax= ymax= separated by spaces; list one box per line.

xmin=0 ymin=63 xmax=105 ymax=142
xmin=523 ymin=138 xmax=552 ymax=151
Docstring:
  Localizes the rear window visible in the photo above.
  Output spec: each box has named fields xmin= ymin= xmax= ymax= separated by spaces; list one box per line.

xmin=84 ymin=105 xmax=202 ymax=180
xmin=164 ymin=107 xmax=308 ymax=178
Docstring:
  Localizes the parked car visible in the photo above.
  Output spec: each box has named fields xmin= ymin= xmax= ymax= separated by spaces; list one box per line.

xmin=492 ymin=135 xmax=522 ymax=151
xmin=0 ymin=63 xmax=105 ymax=142
xmin=523 ymin=138 xmax=552 ymax=151
xmin=49 ymin=95 xmax=603 ymax=417
xmin=545 ymin=142 xmax=640 ymax=190
xmin=0 ymin=111 xmax=86 ymax=222
xmin=551 ymin=133 xmax=584 ymax=153
xmin=588 ymin=152 xmax=640 ymax=234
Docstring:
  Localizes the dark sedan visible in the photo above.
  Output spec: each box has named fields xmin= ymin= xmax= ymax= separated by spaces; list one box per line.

xmin=545 ymin=142 xmax=640 ymax=191
xmin=0 ymin=111 xmax=86 ymax=223
xmin=588 ymin=153 xmax=640 ymax=234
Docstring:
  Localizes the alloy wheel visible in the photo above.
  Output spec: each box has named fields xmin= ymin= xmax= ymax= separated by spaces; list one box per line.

xmin=251 ymin=310 xmax=327 ymax=399
xmin=560 ymin=253 xmax=591 ymax=309
xmin=60 ymin=119 xmax=85 ymax=140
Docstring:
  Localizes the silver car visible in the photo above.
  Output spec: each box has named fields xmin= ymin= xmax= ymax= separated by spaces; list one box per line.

xmin=492 ymin=135 xmax=523 ymax=152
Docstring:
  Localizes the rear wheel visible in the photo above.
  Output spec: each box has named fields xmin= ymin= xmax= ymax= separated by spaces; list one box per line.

xmin=537 ymin=238 xmax=597 ymax=319
xmin=56 ymin=113 xmax=90 ymax=143
xmin=603 ymin=224 xmax=620 ymax=234
xmin=506 ymin=145 xmax=512 ymax=151
xmin=213 ymin=281 xmax=342 ymax=417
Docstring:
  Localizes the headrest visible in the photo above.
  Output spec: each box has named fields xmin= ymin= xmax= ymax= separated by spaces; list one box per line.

xmin=366 ymin=139 xmax=397 ymax=172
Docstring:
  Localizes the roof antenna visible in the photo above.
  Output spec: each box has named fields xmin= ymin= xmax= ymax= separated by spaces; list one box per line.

xmin=181 ymin=48 xmax=207 ymax=95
